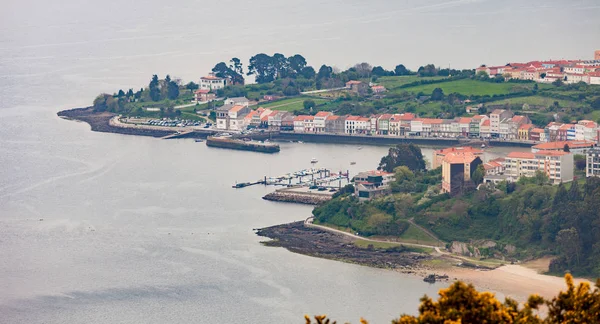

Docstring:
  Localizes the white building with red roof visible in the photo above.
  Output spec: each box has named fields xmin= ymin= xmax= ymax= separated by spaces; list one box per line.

xmin=200 ymin=73 xmax=227 ymax=91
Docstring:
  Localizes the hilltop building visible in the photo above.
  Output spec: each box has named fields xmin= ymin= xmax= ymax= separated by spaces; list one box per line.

xmin=441 ymin=152 xmax=483 ymax=194
xmin=200 ymin=73 xmax=227 ymax=91
xmin=432 ymin=147 xmax=483 ymax=169
xmin=504 ymin=150 xmax=573 ymax=184
xmin=353 ymin=170 xmax=395 ymax=201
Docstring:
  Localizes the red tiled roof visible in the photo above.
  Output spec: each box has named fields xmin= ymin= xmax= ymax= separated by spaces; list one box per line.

xmin=315 ymin=111 xmax=332 ymax=117
xmin=533 ymin=140 xmax=595 ymax=150
xmin=195 ymin=89 xmax=210 ymax=94
xmin=443 ymin=152 xmax=479 ymax=164
xmin=519 ymin=124 xmax=534 ymax=130
xmin=346 ymin=116 xmax=361 ymax=121
xmin=435 ymin=147 xmax=483 ymax=156
xmin=531 ymin=128 xmax=545 ymax=133
xmin=535 ymin=150 xmax=570 ymax=157
xmin=481 ymin=120 xmax=491 ymax=126
xmin=507 ymin=152 xmax=536 ymax=159
xmin=326 ymin=115 xmax=340 ymax=120
xmin=458 ymin=117 xmax=472 ymax=124
xmin=201 ymin=75 xmax=223 ymax=80
xmin=229 ymin=105 xmax=246 ymax=113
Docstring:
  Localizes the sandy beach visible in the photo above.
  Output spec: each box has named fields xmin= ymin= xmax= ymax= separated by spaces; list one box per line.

xmin=435 ymin=258 xmax=592 ymax=301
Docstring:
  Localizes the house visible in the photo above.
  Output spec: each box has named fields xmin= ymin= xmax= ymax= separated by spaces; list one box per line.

xmin=293 ymin=115 xmax=308 ymax=133
xmin=530 ymin=128 xmax=545 ymax=142
xmin=281 ymin=114 xmax=295 ymax=131
xmin=263 ymin=95 xmax=281 ymax=101
xmin=216 ymin=104 xmax=250 ymax=130
xmin=589 ymin=71 xmax=600 ymax=85
xmin=371 ymin=85 xmax=387 ymax=94
xmin=325 ymin=115 xmax=346 ymax=134
xmin=518 ymin=124 xmax=534 ymax=141
xmin=545 ymin=122 xmax=563 ymax=142
xmin=490 ymin=109 xmax=514 ymax=137
xmin=268 ymin=111 xmax=290 ymax=130
xmin=376 ymin=114 xmax=393 ymax=135
xmin=313 ymin=111 xmax=333 ymax=133
xmin=432 ymin=147 xmax=483 ymax=169
xmin=480 ymin=119 xmax=491 ymax=138
xmin=575 ymin=120 xmax=598 ymax=141
xmin=441 ymin=152 xmax=483 ymax=194
xmin=458 ymin=117 xmax=472 ymax=137
xmin=469 ymin=115 xmax=488 ymax=138
xmin=194 ymin=89 xmax=216 ymax=102
xmin=531 ymin=140 xmax=595 ymax=154
xmin=223 ymin=97 xmax=249 ymax=107
xmin=200 ymin=73 xmax=227 ymax=91
xmin=586 ymin=147 xmax=600 ymax=178
xmin=504 ymin=150 xmax=574 ymax=184
xmin=227 ymin=105 xmax=251 ymax=131
xmin=483 ymin=158 xmax=505 ymax=176
xmin=353 ymin=170 xmax=395 ymax=201
xmin=216 ymin=104 xmax=235 ymax=129
xmin=345 ymin=80 xmax=368 ymax=95
xmin=345 ymin=116 xmax=369 ymax=134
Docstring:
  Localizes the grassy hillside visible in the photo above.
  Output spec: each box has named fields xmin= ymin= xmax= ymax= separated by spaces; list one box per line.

xmin=258 ymin=96 xmax=330 ymax=111
xmin=399 ymin=79 xmax=538 ymax=96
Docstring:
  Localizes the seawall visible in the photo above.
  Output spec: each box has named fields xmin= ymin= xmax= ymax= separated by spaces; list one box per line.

xmin=273 ymin=132 xmax=461 ymax=147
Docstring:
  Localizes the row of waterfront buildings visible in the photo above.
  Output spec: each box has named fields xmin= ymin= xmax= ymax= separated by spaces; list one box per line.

xmin=475 ymin=50 xmax=600 ymax=85
xmin=354 ymin=141 xmax=600 ymax=199
xmin=214 ymin=97 xmax=599 ymax=144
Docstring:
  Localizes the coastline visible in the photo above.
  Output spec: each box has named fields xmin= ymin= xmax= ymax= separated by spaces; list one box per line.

xmin=57 ymin=108 xmax=534 ymax=148
xmin=257 ymin=220 xmax=591 ymax=302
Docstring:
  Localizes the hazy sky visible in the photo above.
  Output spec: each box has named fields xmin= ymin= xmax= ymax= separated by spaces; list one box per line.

xmin=1 ymin=0 xmax=599 ymax=107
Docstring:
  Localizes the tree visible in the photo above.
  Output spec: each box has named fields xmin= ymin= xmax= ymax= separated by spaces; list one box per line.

xmin=378 ymin=144 xmax=426 ymax=173
xmin=574 ymin=154 xmax=586 ymax=171
xmin=564 ymin=144 xmax=570 ymax=152
xmin=92 ymin=93 xmax=112 ymax=112
xmin=394 ymin=64 xmax=410 ymax=76
xmin=317 ymin=65 xmax=333 ymax=80
xmin=431 ymin=88 xmax=444 ymax=101
xmin=371 ymin=66 xmax=389 ymax=77
xmin=149 ymin=74 xmax=161 ymax=101
xmin=229 ymin=57 xmax=243 ymax=75
xmin=417 ymin=64 xmax=437 ymax=77
xmin=591 ymin=97 xmax=600 ymax=110
xmin=303 ymin=100 xmax=316 ymax=110
xmin=471 ymin=164 xmax=485 ymax=185
xmin=353 ymin=62 xmax=373 ymax=78
xmin=247 ymin=53 xmax=277 ymax=83
xmin=186 ymin=81 xmax=199 ymax=92
xmin=300 ymin=66 xmax=316 ymax=79
xmin=287 ymin=54 xmax=307 ymax=74
xmin=556 ymin=227 xmax=582 ymax=267
xmin=165 ymin=75 xmax=179 ymax=100
xmin=552 ymin=78 xmax=564 ymax=87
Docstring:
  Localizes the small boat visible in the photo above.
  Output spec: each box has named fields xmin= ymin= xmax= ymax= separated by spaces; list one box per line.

xmin=311 ymin=158 xmax=318 ymax=164
xmin=481 ymin=143 xmax=486 ymax=148
xmin=298 ymin=141 xmax=304 ymax=144
xmin=350 ymin=161 xmax=356 ymax=165
xmin=195 ymin=139 xmax=204 ymax=142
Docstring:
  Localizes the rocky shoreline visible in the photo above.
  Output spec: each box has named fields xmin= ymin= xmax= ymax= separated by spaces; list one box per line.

xmin=262 ymin=190 xmax=332 ymax=205
xmin=57 ymin=107 xmax=174 ymax=137
xmin=256 ymin=221 xmax=438 ymax=276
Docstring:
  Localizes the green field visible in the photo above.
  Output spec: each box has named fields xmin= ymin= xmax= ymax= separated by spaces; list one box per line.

xmin=400 ymin=79 xmax=537 ymax=96
xmin=485 ymin=95 xmax=586 ymax=108
xmin=377 ymin=75 xmax=447 ymax=89
xmin=398 ymin=224 xmax=441 ymax=246
xmin=258 ymin=97 xmax=330 ymax=111
xmin=353 ymin=239 xmax=433 ymax=254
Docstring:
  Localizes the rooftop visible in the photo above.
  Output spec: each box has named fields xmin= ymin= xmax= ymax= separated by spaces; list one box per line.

xmin=435 ymin=146 xmax=483 ymax=156
xmin=443 ymin=152 xmax=479 ymax=164
xmin=506 ymin=152 xmax=536 ymax=159
xmin=532 ymin=140 xmax=595 ymax=150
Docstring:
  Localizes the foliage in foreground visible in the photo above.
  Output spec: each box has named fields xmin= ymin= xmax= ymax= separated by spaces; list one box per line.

xmin=305 ymin=274 xmax=600 ymax=323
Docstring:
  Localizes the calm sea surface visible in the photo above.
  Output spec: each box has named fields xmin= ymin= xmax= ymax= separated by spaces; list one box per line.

xmin=1 ymin=0 xmax=597 ymax=323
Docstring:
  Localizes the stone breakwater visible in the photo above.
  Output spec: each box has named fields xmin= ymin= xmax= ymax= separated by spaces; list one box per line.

xmin=256 ymin=221 xmax=430 ymax=272
xmin=262 ymin=190 xmax=332 ymax=205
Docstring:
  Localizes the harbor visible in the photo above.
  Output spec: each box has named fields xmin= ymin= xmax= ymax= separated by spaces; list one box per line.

xmin=233 ymin=167 xmax=350 ymax=189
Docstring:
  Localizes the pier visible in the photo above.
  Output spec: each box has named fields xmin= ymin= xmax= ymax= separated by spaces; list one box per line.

xmin=233 ymin=167 xmax=350 ymax=189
